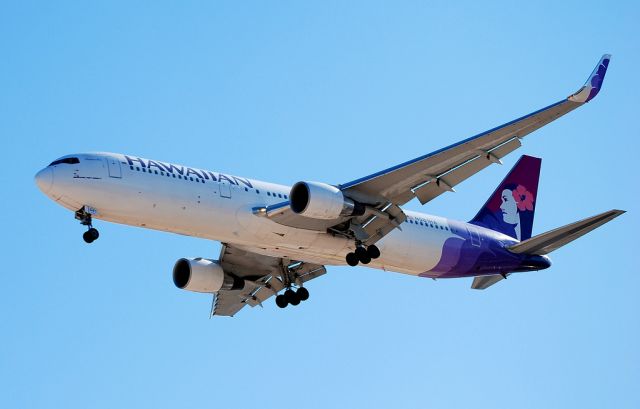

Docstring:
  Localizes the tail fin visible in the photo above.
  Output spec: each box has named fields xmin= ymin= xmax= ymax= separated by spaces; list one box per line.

xmin=470 ymin=155 xmax=541 ymax=241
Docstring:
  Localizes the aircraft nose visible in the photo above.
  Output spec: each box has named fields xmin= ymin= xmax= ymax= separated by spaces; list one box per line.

xmin=35 ymin=167 xmax=53 ymax=194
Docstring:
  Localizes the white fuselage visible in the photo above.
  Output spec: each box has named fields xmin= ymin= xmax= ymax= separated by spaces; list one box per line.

xmin=35 ymin=152 xmax=514 ymax=277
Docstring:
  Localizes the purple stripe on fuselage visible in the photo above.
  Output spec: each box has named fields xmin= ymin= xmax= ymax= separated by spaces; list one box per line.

xmin=419 ymin=220 xmax=548 ymax=279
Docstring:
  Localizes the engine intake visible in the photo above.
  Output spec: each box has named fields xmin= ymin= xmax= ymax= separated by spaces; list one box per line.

xmin=173 ymin=258 xmax=244 ymax=293
xmin=289 ymin=182 xmax=364 ymax=220
xmin=289 ymin=181 xmax=364 ymax=220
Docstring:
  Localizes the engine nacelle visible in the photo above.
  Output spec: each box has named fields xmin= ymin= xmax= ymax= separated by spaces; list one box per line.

xmin=172 ymin=258 xmax=244 ymax=293
xmin=289 ymin=181 xmax=364 ymax=220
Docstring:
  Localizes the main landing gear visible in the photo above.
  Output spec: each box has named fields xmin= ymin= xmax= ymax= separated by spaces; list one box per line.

xmin=346 ymin=244 xmax=380 ymax=266
xmin=275 ymin=286 xmax=309 ymax=309
xmin=75 ymin=206 xmax=100 ymax=244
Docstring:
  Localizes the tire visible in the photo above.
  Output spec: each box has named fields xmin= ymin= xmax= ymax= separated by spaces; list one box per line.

xmin=355 ymin=246 xmax=367 ymax=259
xmin=82 ymin=231 xmax=94 ymax=243
xmin=359 ymin=254 xmax=371 ymax=264
xmin=88 ymin=228 xmax=100 ymax=241
xmin=284 ymin=289 xmax=299 ymax=305
xmin=367 ymin=245 xmax=380 ymax=259
xmin=297 ymin=287 xmax=309 ymax=301
xmin=275 ymin=295 xmax=288 ymax=308
xmin=346 ymin=252 xmax=359 ymax=266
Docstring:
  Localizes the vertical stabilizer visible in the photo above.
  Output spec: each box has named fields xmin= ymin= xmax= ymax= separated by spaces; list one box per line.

xmin=470 ymin=155 xmax=541 ymax=241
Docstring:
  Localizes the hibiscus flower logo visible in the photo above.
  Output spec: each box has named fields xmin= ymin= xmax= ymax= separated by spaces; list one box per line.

xmin=512 ymin=185 xmax=534 ymax=211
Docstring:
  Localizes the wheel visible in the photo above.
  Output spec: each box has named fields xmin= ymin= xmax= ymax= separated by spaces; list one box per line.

xmin=355 ymin=246 xmax=367 ymax=259
xmin=275 ymin=295 xmax=288 ymax=308
xmin=367 ymin=244 xmax=380 ymax=259
xmin=284 ymin=289 xmax=300 ymax=306
xmin=87 ymin=228 xmax=99 ymax=241
xmin=346 ymin=252 xmax=359 ymax=266
xmin=297 ymin=287 xmax=309 ymax=301
xmin=82 ymin=231 xmax=94 ymax=243
xmin=285 ymin=289 xmax=300 ymax=306
xmin=359 ymin=254 xmax=371 ymax=264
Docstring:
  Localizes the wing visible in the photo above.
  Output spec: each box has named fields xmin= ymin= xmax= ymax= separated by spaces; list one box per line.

xmin=211 ymin=244 xmax=326 ymax=317
xmin=341 ymin=54 xmax=611 ymax=207
xmin=260 ymin=55 xmax=611 ymax=246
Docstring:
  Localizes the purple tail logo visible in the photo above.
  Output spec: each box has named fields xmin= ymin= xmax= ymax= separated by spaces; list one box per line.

xmin=470 ymin=155 xmax=541 ymax=241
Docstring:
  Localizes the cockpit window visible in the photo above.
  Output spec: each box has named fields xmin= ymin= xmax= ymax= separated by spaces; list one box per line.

xmin=49 ymin=157 xmax=80 ymax=166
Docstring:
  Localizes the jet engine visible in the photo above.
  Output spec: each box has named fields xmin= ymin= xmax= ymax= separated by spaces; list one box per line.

xmin=173 ymin=258 xmax=244 ymax=293
xmin=289 ymin=181 xmax=365 ymax=220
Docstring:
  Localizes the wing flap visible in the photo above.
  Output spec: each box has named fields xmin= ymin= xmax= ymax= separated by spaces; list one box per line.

xmin=412 ymin=137 xmax=522 ymax=204
xmin=507 ymin=209 xmax=625 ymax=255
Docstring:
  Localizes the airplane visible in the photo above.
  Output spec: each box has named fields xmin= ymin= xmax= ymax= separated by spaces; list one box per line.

xmin=35 ymin=54 xmax=623 ymax=317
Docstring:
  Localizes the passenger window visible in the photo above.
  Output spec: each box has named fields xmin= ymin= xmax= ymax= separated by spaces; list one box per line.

xmin=278 ymin=194 xmax=282 ymax=198
xmin=267 ymin=192 xmax=271 ymax=196
xmin=245 ymin=187 xmax=248 ymax=192
xmin=256 ymin=190 xmax=260 ymax=194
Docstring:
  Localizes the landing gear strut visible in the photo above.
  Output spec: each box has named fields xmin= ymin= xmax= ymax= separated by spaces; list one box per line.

xmin=274 ymin=260 xmax=312 ymax=309
xmin=346 ymin=244 xmax=380 ymax=266
xmin=75 ymin=206 xmax=100 ymax=244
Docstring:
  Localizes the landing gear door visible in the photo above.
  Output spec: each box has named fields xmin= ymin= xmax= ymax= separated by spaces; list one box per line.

xmin=107 ymin=157 xmax=122 ymax=178
xmin=219 ymin=182 xmax=231 ymax=198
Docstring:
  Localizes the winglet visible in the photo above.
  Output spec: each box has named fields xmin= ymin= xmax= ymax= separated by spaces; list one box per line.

xmin=568 ymin=54 xmax=611 ymax=103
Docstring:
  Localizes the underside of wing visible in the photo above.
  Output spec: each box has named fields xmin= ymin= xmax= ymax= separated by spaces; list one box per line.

xmin=212 ymin=244 xmax=326 ymax=317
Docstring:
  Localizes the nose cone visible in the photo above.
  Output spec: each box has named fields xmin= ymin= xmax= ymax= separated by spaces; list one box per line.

xmin=35 ymin=167 xmax=53 ymax=194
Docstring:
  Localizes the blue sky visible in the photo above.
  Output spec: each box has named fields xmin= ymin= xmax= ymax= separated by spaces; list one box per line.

xmin=2 ymin=1 xmax=639 ymax=408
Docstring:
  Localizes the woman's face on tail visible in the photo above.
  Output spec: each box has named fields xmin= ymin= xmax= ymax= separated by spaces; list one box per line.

xmin=500 ymin=188 xmax=519 ymax=224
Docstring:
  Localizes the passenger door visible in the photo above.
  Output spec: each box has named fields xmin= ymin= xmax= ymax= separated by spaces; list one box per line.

xmin=107 ymin=157 xmax=122 ymax=178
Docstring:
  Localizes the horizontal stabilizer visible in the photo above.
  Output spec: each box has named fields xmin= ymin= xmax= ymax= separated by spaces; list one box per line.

xmin=507 ymin=209 xmax=624 ymax=255
xmin=471 ymin=274 xmax=507 ymax=290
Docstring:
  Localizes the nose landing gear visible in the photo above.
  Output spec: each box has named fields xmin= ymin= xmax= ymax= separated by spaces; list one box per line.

xmin=346 ymin=244 xmax=380 ymax=266
xmin=75 ymin=206 xmax=100 ymax=244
